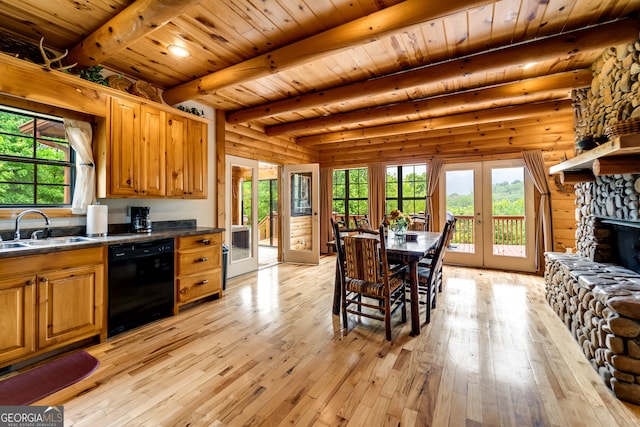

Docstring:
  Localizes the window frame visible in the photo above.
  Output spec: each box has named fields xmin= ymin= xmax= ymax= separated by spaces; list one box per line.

xmin=332 ymin=168 xmax=369 ymax=227
xmin=385 ymin=164 xmax=428 ymax=215
xmin=0 ymin=105 xmax=75 ymax=208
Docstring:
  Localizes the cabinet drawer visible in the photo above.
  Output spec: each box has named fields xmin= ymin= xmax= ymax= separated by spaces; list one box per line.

xmin=177 ymin=270 xmax=221 ymax=303
xmin=178 ymin=247 xmax=221 ymax=275
xmin=178 ymin=233 xmax=221 ymax=251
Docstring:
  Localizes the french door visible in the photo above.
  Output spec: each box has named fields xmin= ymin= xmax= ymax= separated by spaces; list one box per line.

xmin=225 ymin=155 xmax=259 ymax=278
xmin=282 ymin=164 xmax=320 ymax=264
xmin=439 ymin=159 xmax=535 ymax=272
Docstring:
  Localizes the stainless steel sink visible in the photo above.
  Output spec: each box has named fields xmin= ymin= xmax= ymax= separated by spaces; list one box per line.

xmin=24 ymin=236 xmax=97 ymax=246
xmin=0 ymin=241 xmax=29 ymax=249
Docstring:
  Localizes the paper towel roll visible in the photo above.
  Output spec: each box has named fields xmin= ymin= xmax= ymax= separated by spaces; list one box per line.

xmin=86 ymin=205 xmax=108 ymax=237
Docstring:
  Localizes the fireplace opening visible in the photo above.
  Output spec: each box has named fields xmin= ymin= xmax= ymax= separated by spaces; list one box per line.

xmin=608 ymin=222 xmax=640 ymax=274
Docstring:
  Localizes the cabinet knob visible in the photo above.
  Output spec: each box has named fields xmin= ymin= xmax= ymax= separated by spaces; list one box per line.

xmin=180 ymin=288 xmax=188 ymax=295
xmin=197 ymin=280 xmax=209 ymax=286
xmin=26 ymin=279 xmax=35 ymax=286
xmin=40 ymin=277 xmax=48 ymax=283
xmin=196 ymin=257 xmax=208 ymax=262
xmin=200 ymin=239 xmax=210 ymax=245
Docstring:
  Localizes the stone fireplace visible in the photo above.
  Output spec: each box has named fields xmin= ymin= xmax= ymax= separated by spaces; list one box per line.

xmin=546 ymin=175 xmax=640 ymax=405
xmin=545 ymin=36 xmax=640 ymax=405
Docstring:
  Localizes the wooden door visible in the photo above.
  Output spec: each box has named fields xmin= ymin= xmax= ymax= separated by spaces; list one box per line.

xmin=440 ymin=160 xmax=536 ymax=272
xmin=0 ymin=274 xmax=35 ymax=365
xmin=186 ymin=119 xmax=207 ymax=198
xmin=140 ymin=106 xmax=166 ymax=196
xmin=110 ymin=98 xmax=140 ymax=196
xmin=37 ymin=265 xmax=104 ymax=348
xmin=282 ymin=164 xmax=320 ymax=264
xmin=226 ymin=155 xmax=259 ymax=278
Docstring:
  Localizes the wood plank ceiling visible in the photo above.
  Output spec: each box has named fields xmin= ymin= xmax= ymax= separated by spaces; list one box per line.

xmin=0 ymin=0 xmax=639 ymax=167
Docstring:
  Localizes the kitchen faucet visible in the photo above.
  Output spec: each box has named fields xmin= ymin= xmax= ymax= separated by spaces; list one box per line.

xmin=14 ymin=209 xmax=51 ymax=240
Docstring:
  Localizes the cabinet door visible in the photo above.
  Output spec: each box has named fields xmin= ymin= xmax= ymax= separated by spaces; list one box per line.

xmin=187 ymin=119 xmax=208 ymax=198
xmin=140 ymin=106 xmax=166 ymax=196
xmin=110 ymin=98 xmax=140 ymax=196
xmin=166 ymin=114 xmax=189 ymax=197
xmin=0 ymin=275 xmax=35 ymax=365
xmin=37 ymin=265 xmax=104 ymax=348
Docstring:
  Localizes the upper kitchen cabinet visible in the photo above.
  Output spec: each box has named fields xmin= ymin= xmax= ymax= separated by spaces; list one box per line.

xmin=108 ymin=97 xmax=166 ymax=197
xmin=167 ymin=114 xmax=208 ymax=199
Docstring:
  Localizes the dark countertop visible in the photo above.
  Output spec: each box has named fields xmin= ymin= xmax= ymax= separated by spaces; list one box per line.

xmin=0 ymin=226 xmax=224 ymax=259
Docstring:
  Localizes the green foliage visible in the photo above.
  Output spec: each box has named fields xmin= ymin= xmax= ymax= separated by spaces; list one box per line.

xmin=177 ymin=106 xmax=205 ymax=117
xmin=0 ymin=110 xmax=69 ymax=205
xmin=77 ymin=66 xmax=108 ymax=86
xmin=258 ymin=179 xmax=278 ymax=223
xmin=446 ymin=179 xmax=526 ymax=245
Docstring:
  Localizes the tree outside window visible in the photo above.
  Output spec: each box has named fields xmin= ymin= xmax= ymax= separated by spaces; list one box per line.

xmin=385 ymin=164 xmax=427 ymax=215
xmin=332 ymin=168 xmax=368 ymax=227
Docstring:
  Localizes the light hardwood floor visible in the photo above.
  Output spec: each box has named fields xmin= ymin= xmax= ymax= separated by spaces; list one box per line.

xmin=47 ymin=255 xmax=640 ymax=426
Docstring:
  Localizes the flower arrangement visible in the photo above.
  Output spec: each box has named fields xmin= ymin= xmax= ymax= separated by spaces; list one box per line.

xmin=386 ymin=209 xmax=412 ymax=233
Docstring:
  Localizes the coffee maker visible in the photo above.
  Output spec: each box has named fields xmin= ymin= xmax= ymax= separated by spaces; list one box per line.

xmin=130 ymin=206 xmax=152 ymax=233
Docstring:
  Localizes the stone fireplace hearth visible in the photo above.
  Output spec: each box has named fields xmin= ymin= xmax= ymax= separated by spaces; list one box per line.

xmin=545 ymin=174 xmax=640 ymax=405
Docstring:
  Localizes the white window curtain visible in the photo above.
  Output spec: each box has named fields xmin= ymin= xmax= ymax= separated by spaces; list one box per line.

xmin=64 ymin=119 xmax=96 ymax=214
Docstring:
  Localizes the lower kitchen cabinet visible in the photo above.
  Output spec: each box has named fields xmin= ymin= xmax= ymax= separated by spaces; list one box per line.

xmin=38 ymin=264 xmax=104 ymax=349
xmin=176 ymin=232 xmax=222 ymax=310
xmin=0 ymin=247 xmax=106 ymax=368
xmin=0 ymin=274 xmax=36 ymax=364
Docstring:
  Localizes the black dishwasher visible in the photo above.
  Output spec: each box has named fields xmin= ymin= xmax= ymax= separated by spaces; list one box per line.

xmin=108 ymin=238 xmax=175 ymax=337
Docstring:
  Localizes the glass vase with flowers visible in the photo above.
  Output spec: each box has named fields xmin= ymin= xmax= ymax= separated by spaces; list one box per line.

xmin=386 ymin=209 xmax=412 ymax=239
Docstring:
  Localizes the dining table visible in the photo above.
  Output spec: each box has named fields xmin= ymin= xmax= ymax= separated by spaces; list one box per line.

xmin=331 ymin=229 xmax=442 ymax=336
xmin=384 ymin=230 xmax=442 ymax=336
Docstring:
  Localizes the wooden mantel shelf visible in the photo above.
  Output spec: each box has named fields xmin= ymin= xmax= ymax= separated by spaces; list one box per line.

xmin=550 ymin=134 xmax=640 ymax=174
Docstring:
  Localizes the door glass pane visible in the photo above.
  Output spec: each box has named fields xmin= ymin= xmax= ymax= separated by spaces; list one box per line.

xmin=491 ymin=167 xmax=526 ymax=257
xmin=290 ymin=172 xmax=313 ymax=252
xmin=445 ymin=170 xmax=474 ymax=254
xmin=231 ymin=164 xmax=253 ymax=262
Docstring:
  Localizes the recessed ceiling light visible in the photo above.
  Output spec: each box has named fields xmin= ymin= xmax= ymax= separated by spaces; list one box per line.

xmin=168 ymin=45 xmax=191 ymax=57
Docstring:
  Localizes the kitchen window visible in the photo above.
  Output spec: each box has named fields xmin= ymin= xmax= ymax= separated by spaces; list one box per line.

xmin=0 ymin=106 xmax=73 ymax=206
xmin=386 ymin=164 xmax=427 ymax=215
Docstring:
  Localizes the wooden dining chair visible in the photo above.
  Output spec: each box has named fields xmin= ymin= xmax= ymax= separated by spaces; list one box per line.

xmin=341 ymin=226 xmax=407 ymax=341
xmin=354 ymin=215 xmax=372 ymax=230
xmin=415 ymin=220 xmax=451 ymax=324
xmin=408 ymin=214 xmax=430 ymax=231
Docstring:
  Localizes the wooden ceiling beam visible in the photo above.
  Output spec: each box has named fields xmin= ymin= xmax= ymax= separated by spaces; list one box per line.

xmin=263 ymin=70 xmax=589 ymax=136
xmin=314 ymin=119 xmax=574 ymax=151
xmin=296 ymin=100 xmax=572 ymax=145
xmin=319 ymin=139 xmax=571 ymax=167
xmin=161 ymin=0 xmax=495 ymax=105
xmin=227 ymin=18 xmax=638 ymax=124
xmin=66 ymin=0 xmax=201 ymax=67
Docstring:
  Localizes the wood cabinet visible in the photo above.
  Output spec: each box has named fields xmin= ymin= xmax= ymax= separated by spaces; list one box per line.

xmin=109 ymin=97 xmax=166 ymax=197
xmin=167 ymin=114 xmax=208 ymax=199
xmin=0 ymin=274 xmax=36 ymax=365
xmin=0 ymin=247 xmax=105 ymax=368
xmin=37 ymin=264 xmax=104 ymax=349
xmin=176 ymin=233 xmax=222 ymax=309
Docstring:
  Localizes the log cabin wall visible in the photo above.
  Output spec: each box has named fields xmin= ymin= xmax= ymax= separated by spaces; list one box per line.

xmin=0 ymin=52 xmax=582 ymax=256
xmin=225 ymin=122 xmax=319 ymax=165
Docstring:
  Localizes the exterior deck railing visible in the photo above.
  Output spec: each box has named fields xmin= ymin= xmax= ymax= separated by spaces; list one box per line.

xmin=451 ymin=215 xmax=526 ymax=245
